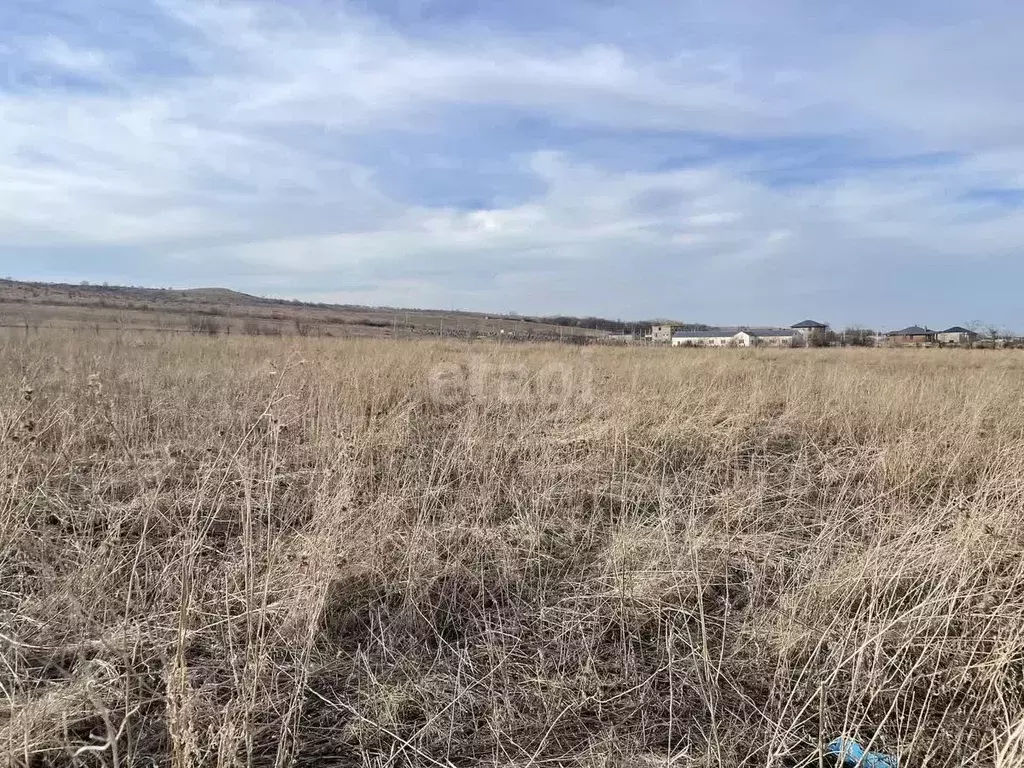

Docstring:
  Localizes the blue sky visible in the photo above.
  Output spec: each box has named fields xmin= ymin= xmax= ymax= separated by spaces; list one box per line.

xmin=2 ymin=0 xmax=1024 ymax=328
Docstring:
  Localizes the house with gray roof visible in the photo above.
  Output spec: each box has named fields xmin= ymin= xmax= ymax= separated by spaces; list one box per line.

xmin=887 ymin=326 xmax=937 ymax=345
xmin=937 ymin=326 xmax=979 ymax=345
xmin=790 ymin=319 xmax=829 ymax=343
xmin=791 ymin=319 xmax=829 ymax=331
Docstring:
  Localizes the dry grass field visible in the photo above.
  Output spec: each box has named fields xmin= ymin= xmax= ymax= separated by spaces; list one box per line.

xmin=3 ymin=330 xmax=1024 ymax=767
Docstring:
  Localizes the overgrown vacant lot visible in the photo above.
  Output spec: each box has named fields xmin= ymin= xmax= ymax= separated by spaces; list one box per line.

xmin=3 ymin=332 xmax=1024 ymax=767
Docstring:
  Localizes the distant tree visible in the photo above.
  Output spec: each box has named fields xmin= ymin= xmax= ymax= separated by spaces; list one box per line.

xmin=969 ymin=321 xmax=1004 ymax=348
xmin=967 ymin=321 xmax=988 ymax=348
xmin=842 ymin=327 xmax=875 ymax=347
xmin=807 ymin=328 xmax=829 ymax=348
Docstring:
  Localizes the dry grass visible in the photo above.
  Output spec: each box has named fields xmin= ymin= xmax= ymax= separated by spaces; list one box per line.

xmin=3 ymin=330 xmax=1024 ymax=767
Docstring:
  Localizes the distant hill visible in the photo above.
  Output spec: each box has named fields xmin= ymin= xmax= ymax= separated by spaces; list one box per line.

xmin=0 ymin=278 xmax=647 ymax=341
xmin=179 ymin=287 xmax=263 ymax=303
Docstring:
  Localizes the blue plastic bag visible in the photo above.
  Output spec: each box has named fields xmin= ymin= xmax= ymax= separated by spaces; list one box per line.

xmin=825 ymin=737 xmax=899 ymax=767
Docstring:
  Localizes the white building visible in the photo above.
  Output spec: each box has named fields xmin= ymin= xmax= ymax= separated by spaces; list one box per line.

xmin=672 ymin=330 xmax=746 ymax=347
xmin=749 ymin=329 xmax=798 ymax=347
xmin=672 ymin=329 xmax=797 ymax=348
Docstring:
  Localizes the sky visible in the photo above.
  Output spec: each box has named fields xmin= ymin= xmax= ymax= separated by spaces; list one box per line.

xmin=2 ymin=0 xmax=1024 ymax=329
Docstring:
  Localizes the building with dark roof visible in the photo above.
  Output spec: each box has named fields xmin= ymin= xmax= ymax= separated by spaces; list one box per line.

xmin=791 ymin=320 xmax=829 ymax=330
xmin=886 ymin=326 xmax=937 ymax=345
xmin=790 ymin=319 xmax=829 ymax=345
xmin=937 ymin=326 xmax=979 ymax=345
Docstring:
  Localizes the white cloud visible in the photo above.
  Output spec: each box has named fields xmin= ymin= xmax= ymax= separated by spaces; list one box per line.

xmin=31 ymin=37 xmax=118 ymax=79
xmin=2 ymin=0 xmax=1024 ymax=325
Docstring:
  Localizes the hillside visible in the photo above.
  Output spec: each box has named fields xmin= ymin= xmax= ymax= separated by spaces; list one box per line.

xmin=0 ymin=279 xmax=623 ymax=341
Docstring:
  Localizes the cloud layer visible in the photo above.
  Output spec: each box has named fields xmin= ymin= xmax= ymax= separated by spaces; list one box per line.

xmin=2 ymin=0 xmax=1024 ymax=327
